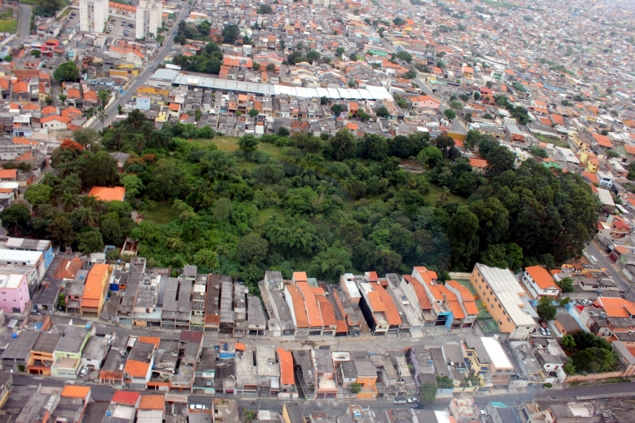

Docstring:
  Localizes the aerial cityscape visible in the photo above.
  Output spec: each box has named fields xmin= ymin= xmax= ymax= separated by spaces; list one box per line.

xmin=0 ymin=0 xmax=633 ymax=421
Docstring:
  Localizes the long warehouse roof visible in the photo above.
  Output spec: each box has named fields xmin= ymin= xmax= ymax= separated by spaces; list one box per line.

xmin=166 ymin=72 xmax=393 ymax=100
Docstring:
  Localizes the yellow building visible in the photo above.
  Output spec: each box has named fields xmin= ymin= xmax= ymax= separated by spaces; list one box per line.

xmin=579 ymin=151 xmax=599 ymax=173
xmin=470 ymin=264 xmax=536 ymax=340
xmin=569 ymin=131 xmax=592 ymax=153
xmin=137 ymin=86 xmax=169 ymax=97
xmin=80 ymin=263 xmax=111 ymax=317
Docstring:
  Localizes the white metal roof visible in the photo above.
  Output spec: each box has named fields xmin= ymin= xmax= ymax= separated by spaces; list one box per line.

xmin=0 ymin=249 xmax=43 ymax=264
xmin=481 ymin=337 xmax=513 ymax=369
xmin=597 ymin=188 xmax=615 ymax=206
xmin=477 ymin=263 xmax=536 ymax=327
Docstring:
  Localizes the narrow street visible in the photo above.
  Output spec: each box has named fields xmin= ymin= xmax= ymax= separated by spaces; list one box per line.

xmin=585 ymin=241 xmax=634 ymax=300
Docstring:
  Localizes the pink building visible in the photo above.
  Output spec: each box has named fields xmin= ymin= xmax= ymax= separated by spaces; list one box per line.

xmin=0 ymin=273 xmax=30 ymax=313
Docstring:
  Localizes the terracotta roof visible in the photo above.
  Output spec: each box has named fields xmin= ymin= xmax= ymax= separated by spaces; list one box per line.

xmin=42 ymin=105 xmax=57 ymax=115
xmin=125 ymin=359 xmax=150 ymax=378
xmin=168 ymin=103 xmax=180 ymax=111
xmin=277 ymin=348 xmax=294 ymax=385
xmin=437 ymin=284 xmax=465 ymax=319
xmin=470 ymin=158 xmax=488 ymax=169
xmin=53 ymin=257 xmax=84 ymax=280
xmin=367 ymin=291 xmax=386 ymax=312
xmin=582 ymin=171 xmax=599 ymax=184
xmin=316 ymin=295 xmax=337 ymax=326
xmin=12 ymin=81 xmax=27 ymax=93
xmin=403 ymin=275 xmax=431 ymax=310
xmin=137 ymin=336 xmax=161 ymax=348
xmin=139 ymin=395 xmax=165 ymax=410
xmin=373 ymin=284 xmax=401 ymax=326
xmin=67 ymin=88 xmax=81 ymax=99
xmin=41 ymin=115 xmax=71 ymax=124
xmin=84 ymin=91 xmax=97 ymax=101
xmin=297 ymin=281 xmax=323 ymax=328
xmin=293 ymin=272 xmax=307 ymax=282
xmin=0 ymin=169 xmax=17 ymax=179
xmin=525 ymin=265 xmax=559 ymax=290
xmin=81 ymin=263 xmax=109 ymax=307
xmin=61 ymin=385 xmax=90 ymax=399
xmin=592 ymin=133 xmax=613 ymax=148
xmin=112 ymin=390 xmax=140 ymax=406
xmin=597 ymin=297 xmax=635 ymax=318
xmin=286 ymin=284 xmax=309 ymax=328
xmin=446 ymin=280 xmax=479 ymax=316
xmin=88 ymin=186 xmax=126 ymax=202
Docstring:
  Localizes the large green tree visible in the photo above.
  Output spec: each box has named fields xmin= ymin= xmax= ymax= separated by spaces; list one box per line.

xmin=53 ymin=61 xmax=80 ymax=82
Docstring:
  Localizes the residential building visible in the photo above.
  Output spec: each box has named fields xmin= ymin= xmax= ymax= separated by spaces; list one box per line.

xmin=0 ymin=248 xmax=47 ymax=293
xmin=87 ymin=186 xmax=126 ymax=202
xmin=51 ymin=325 xmax=91 ymax=378
xmin=256 ymin=345 xmax=280 ymax=397
xmin=0 ymin=273 xmax=30 ymax=313
xmin=80 ymin=263 xmax=110 ymax=317
xmin=136 ymin=0 xmax=162 ymax=39
xmin=463 ymin=336 xmax=514 ymax=388
xmin=357 ymin=280 xmax=402 ymax=336
xmin=0 ymin=373 xmax=12 ymax=408
xmin=26 ymin=331 xmax=61 ymax=375
xmin=79 ymin=0 xmax=108 ymax=33
xmin=471 ymin=264 xmax=537 ymax=340
xmin=277 ymin=348 xmax=297 ymax=399
xmin=312 ymin=348 xmax=338 ymax=399
xmin=521 ymin=266 xmax=561 ymax=299
xmin=1 ymin=330 xmax=40 ymax=370
xmin=56 ymin=385 xmax=91 ymax=423
xmin=597 ymin=170 xmax=614 ymax=189
xmin=124 ymin=336 xmax=159 ymax=389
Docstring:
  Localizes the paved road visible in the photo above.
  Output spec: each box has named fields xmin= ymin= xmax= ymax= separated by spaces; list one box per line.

xmin=585 ymin=241 xmax=634 ymax=300
xmin=90 ymin=4 xmax=191 ymax=130
xmin=14 ymin=4 xmax=32 ymax=47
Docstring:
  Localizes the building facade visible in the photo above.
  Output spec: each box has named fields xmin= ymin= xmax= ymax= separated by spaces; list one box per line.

xmin=79 ymin=0 xmax=109 ymax=33
xmin=136 ymin=0 xmax=162 ymax=39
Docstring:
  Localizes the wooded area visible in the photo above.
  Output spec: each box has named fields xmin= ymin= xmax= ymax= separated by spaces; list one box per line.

xmin=1 ymin=112 xmax=599 ymax=293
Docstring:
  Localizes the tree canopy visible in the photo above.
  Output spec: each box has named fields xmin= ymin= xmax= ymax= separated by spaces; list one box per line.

xmin=54 ymin=61 xmax=80 ymax=82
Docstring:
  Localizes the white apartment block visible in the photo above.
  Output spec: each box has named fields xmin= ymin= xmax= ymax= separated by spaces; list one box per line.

xmin=136 ymin=0 xmax=162 ymax=39
xmin=79 ymin=0 xmax=109 ymax=33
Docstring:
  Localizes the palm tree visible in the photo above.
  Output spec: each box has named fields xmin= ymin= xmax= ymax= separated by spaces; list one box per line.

xmin=98 ymin=110 xmax=107 ymax=131
xmin=74 ymin=207 xmax=99 ymax=227
xmin=61 ymin=191 xmax=80 ymax=212
xmin=80 ymin=195 xmax=98 ymax=209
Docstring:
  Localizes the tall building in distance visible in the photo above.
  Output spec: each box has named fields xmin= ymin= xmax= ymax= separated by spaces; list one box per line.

xmin=79 ymin=0 xmax=109 ymax=33
xmin=136 ymin=0 xmax=163 ymax=39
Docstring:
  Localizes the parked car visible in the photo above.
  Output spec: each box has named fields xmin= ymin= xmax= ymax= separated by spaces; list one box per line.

xmin=538 ymin=327 xmax=547 ymax=336
xmin=393 ymin=397 xmax=407 ymax=404
xmin=411 ymin=404 xmax=425 ymax=410
xmin=407 ymin=397 xmax=418 ymax=403
xmin=545 ymin=327 xmax=552 ymax=336
xmin=79 ymin=367 xmax=88 ymax=377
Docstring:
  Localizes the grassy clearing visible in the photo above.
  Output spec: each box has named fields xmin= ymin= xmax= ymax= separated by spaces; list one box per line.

xmin=142 ymin=202 xmax=179 ymax=224
xmin=424 ymin=184 xmax=466 ymax=205
xmin=256 ymin=207 xmax=283 ymax=226
xmin=191 ymin=136 xmax=283 ymax=158
xmin=483 ymin=0 xmax=522 ymax=9
xmin=2 ymin=11 xmax=13 ymax=18
xmin=457 ymin=280 xmax=491 ymax=320
xmin=56 ymin=7 xmax=71 ymax=21
xmin=534 ymin=134 xmax=569 ymax=148
xmin=0 ymin=18 xmax=17 ymax=33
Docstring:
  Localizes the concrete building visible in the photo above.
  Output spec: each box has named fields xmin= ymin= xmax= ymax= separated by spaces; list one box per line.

xmin=521 ymin=266 xmax=561 ymax=299
xmin=79 ymin=0 xmax=109 ymax=33
xmin=136 ymin=0 xmax=162 ymax=39
xmin=471 ymin=264 xmax=537 ymax=340
xmin=0 ymin=273 xmax=30 ymax=313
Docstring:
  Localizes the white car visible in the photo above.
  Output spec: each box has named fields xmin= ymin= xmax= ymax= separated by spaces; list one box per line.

xmin=407 ymin=397 xmax=419 ymax=403
xmin=79 ymin=367 xmax=89 ymax=377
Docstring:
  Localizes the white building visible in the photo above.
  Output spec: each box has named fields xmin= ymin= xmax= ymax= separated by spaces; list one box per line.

xmin=79 ymin=0 xmax=109 ymax=33
xmin=136 ymin=0 xmax=162 ymax=39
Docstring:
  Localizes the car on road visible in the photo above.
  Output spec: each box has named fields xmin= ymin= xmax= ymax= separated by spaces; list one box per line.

xmin=407 ymin=397 xmax=418 ymax=403
xmin=411 ymin=404 xmax=425 ymax=409
xmin=393 ymin=397 xmax=407 ymax=404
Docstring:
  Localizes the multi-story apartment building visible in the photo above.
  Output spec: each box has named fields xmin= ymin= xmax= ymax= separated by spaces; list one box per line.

xmin=79 ymin=0 xmax=109 ymax=33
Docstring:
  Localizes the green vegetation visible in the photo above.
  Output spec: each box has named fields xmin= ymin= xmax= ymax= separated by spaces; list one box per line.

xmin=537 ymin=297 xmax=556 ymax=321
xmin=419 ymin=380 xmax=438 ymax=403
xmin=566 ymin=333 xmax=618 ymax=374
xmin=7 ymin=108 xmax=599 ymax=295
xmin=556 ymin=276 xmax=574 ymax=293
xmin=534 ymin=134 xmax=569 ymax=148
xmin=0 ymin=18 xmax=17 ymax=33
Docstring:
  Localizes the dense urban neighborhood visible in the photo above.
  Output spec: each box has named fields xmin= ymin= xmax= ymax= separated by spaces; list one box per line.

xmin=0 ymin=0 xmax=634 ymax=421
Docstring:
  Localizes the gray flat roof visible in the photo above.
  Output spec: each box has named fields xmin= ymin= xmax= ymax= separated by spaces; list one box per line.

xmin=1 ymin=330 xmax=40 ymax=360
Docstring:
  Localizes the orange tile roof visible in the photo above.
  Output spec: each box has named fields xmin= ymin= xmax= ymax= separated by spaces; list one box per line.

xmin=42 ymin=105 xmax=57 ymax=115
xmin=297 ymin=281 xmax=323 ymax=328
xmin=41 ymin=115 xmax=71 ymax=124
xmin=54 ymin=257 xmax=84 ymax=280
xmin=550 ymin=114 xmax=564 ymax=125
xmin=446 ymin=280 xmax=479 ymax=316
xmin=373 ymin=284 xmax=401 ymax=326
xmin=286 ymin=284 xmax=309 ymax=328
xmin=137 ymin=336 xmax=160 ymax=348
xmin=139 ymin=395 xmax=165 ymax=410
xmin=592 ymin=133 xmax=613 ymax=148
xmin=525 ymin=265 xmax=559 ymax=290
xmin=81 ymin=263 xmax=109 ymax=307
xmin=88 ymin=186 xmax=126 ymax=202
xmin=293 ymin=272 xmax=307 ymax=282
xmin=67 ymin=88 xmax=81 ymax=99
xmin=168 ymin=103 xmax=180 ymax=111
xmin=404 ymin=275 xmax=431 ymax=310
xmin=582 ymin=171 xmax=599 ymax=184
xmin=84 ymin=91 xmax=97 ymax=101
xmin=470 ymin=158 xmax=488 ymax=169
xmin=124 ymin=359 xmax=150 ymax=378
xmin=316 ymin=296 xmax=337 ymax=326
xmin=277 ymin=348 xmax=295 ymax=385
xmin=367 ymin=291 xmax=386 ymax=312
xmin=23 ymin=103 xmax=40 ymax=111
xmin=0 ymin=169 xmax=17 ymax=179
xmin=413 ymin=266 xmax=438 ymax=283
xmin=112 ymin=391 xmax=140 ymax=406
xmin=61 ymin=385 xmax=90 ymax=399
xmin=12 ymin=81 xmax=27 ymax=93
xmin=597 ymin=297 xmax=635 ymax=318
